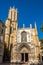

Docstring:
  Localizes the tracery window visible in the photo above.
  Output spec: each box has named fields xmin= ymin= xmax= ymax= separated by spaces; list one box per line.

xmin=21 ymin=31 xmax=27 ymax=42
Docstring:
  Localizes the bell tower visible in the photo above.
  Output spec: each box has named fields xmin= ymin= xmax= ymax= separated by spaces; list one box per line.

xmin=5 ymin=7 xmax=18 ymax=62
xmin=8 ymin=6 xmax=17 ymax=22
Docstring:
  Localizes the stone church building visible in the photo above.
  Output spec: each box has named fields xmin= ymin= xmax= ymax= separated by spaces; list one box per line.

xmin=5 ymin=7 xmax=40 ymax=64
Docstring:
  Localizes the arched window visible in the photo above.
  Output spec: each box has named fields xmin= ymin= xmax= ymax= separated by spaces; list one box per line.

xmin=21 ymin=31 xmax=27 ymax=42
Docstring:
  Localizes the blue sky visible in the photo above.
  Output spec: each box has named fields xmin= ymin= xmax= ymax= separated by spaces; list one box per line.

xmin=0 ymin=0 xmax=43 ymax=39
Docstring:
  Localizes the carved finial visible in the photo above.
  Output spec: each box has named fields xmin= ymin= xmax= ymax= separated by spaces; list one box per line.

xmin=34 ymin=21 xmax=37 ymax=29
xmin=30 ymin=24 xmax=32 ymax=28
xmin=23 ymin=24 xmax=25 ymax=28
xmin=34 ymin=21 xmax=38 ymax=35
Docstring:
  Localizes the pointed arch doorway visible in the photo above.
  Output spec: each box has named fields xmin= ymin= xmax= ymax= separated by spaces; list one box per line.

xmin=18 ymin=43 xmax=31 ymax=62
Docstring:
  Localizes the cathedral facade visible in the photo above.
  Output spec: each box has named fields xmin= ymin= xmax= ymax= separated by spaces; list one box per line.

xmin=5 ymin=7 xmax=40 ymax=64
